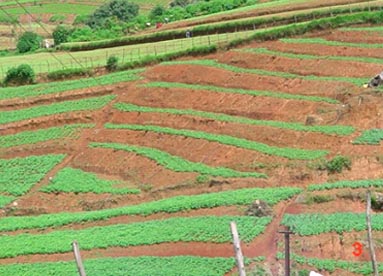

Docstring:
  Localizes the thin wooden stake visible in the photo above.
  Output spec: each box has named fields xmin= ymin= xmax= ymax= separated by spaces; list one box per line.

xmin=366 ymin=190 xmax=378 ymax=276
xmin=230 ymin=222 xmax=246 ymax=276
xmin=72 ymin=240 xmax=87 ymax=276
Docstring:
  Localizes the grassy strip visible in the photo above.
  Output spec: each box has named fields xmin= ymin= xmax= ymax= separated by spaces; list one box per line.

xmin=143 ymin=82 xmax=338 ymax=104
xmin=0 ymin=95 xmax=115 ymax=125
xmin=341 ymin=26 xmax=383 ymax=32
xmin=91 ymin=142 xmax=266 ymax=178
xmin=0 ymin=187 xmax=301 ymax=231
xmin=104 ymin=124 xmax=328 ymax=160
xmin=0 ymin=124 xmax=94 ymax=149
xmin=40 ymin=167 xmax=141 ymax=195
xmin=162 ymin=59 xmax=367 ymax=86
xmin=0 ymin=195 xmax=14 ymax=208
xmin=281 ymin=37 xmax=383 ymax=49
xmin=239 ymin=47 xmax=383 ymax=65
xmin=0 ymin=154 xmax=66 ymax=196
xmin=308 ymin=179 xmax=383 ymax=191
xmin=1 ymin=216 xmax=271 ymax=258
xmin=282 ymin=213 xmax=383 ymax=235
xmin=0 ymin=256 xmax=236 ymax=276
xmin=0 ymin=69 xmax=143 ymax=101
xmin=114 ymin=102 xmax=353 ymax=135
xmin=353 ymin=129 xmax=383 ymax=145
xmin=277 ymin=253 xmax=383 ymax=275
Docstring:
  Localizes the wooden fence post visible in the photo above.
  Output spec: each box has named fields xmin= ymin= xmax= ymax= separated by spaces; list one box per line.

xmin=230 ymin=222 xmax=246 ymax=276
xmin=366 ymin=190 xmax=378 ymax=276
xmin=72 ymin=240 xmax=87 ymax=276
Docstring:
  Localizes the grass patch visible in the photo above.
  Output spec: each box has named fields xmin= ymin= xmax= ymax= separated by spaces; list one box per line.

xmin=0 ymin=95 xmax=115 ymax=125
xmin=0 ymin=195 xmax=15 ymax=208
xmin=0 ymin=256 xmax=236 ymax=276
xmin=353 ymin=129 xmax=383 ymax=145
xmin=281 ymin=37 xmax=383 ymax=49
xmin=0 ymin=124 xmax=94 ymax=149
xmin=90 ymin=142 xmax=267 ymax=178
xmin=41 ymin=167 xmax=141 ymax=195
xmin=308 ymin=179 xmax=383 ymax=191
xmin=1 ymin=215 xmax=271 ymax=258
xmin=114 ymin=102 xmax=353 ymax=135
xmin=162 ymin=59 xmax=367 ymax=86
xmin=104 ymin=124 xmax=328 ymax=160
xmin=0 ymin=154 xmax=65 ymax=196
xmin=0 ymin=187 xmax=301 ymax=231
xmin=143 ymin=82 xmax=338 ymax=104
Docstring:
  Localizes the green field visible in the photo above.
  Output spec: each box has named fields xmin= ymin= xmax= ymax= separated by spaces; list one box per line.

xmin=144 ymin=81 xmax=339 ymax=103
xmin=0 ymin=124 xmax=94 ymax=149
xmin=0 ymin=195 xmax=15 ymax=208
xmin=353 ymin=129 xmax=383 ymax=145
xmin=0 ymin=154 xmax=65 ymax=196
xmin=0 ymin=95 xmax=115 ymax=125
xmin=104 ymin=124 xmax=329 ymax=160
xmin=308 ymin=179 xmax=383 ymax=191
xmin=114 ymin=102 xmax=354 ymax=135
xmin=0 ymin=256 xmax=236 ymax=276
xmin=281 ymin=37 xmax=383 ymax=49
xmin=0 ymin=187 xmax=301 ymax=231
xmin=1 ymin=215 xmax=271 ymax=258
xmin=41 ymin=167 xmax=141 ymax=194
xmin=91 ymin=142 xmax=267 ymax=178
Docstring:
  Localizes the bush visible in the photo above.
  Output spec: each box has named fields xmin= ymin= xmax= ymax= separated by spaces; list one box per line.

xmin=106 ymin=55 xmax=119 ymax=71
xmin=49 ymin=14 xmax=66 ymax=23
xmin=16 ymin=31 xmax=42 ymax=53
xmin=150 ymin=5 xmax=166 ymax=19
xmin=3 ymin=64 xmax=35 ymax=86
xmin=47 ymin=68 xmax=92 ymax=80
xmin=326 ymin=155 xmax=352 ymax=174
xmin=73 ymin=15 xmax=90 ymax=25
xmin=52 ymin=25 xmax=72 ymax=46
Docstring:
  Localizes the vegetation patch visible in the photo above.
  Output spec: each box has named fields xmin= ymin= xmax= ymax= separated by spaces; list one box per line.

xmin=353 ymin=129 xmax=383 ymax=145
xmin=0 ymin=187 xmax=301 ymax=232
xmin=1 ymin=215 xmax=271 ymax=258
xmin=308 ymin=179 xmax=383 ymax=191
xmin=47 ymin=68 xmax=93 ymax=80
xmin=0 ymin=195 xmax=15 ymax=208
xmin=0 ymin=154 xmax=65 ymax=196
xmin=0 ymin=124 xmax=94 ymax=149
xmin=162 ymin=59 xmax=367 ymax=86
xmin=114 ymin=102 xmax=353 ymax=135
xmin=144 ymin=82 xmax=338 ymax=104
xmin=282 ymin=212 xmax=383 ymax=235
xmin=281 ymin=37 xmax=383 ymax=49
xmin=0 ymin=95 xmax=115 ymax=125
xmin=41 ymin=167 xmax=140 ymax=195
xmin=91 ymin=142 xmax=267 ymax=178
xmin=104 ymin=124 xmax=328 ymax=160
xmin=0 ymin=256 xmax=237 ymax=276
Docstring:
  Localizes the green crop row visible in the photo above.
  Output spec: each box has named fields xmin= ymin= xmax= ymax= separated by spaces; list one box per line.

xmin=0 ymin=187 xmax=301 ymax=231
xmin=353 ymin=129 xmax=383 ymax=145
xmin=239 ymin=47 xmax=383 ymax=65
xmin=277 ymin=253 xmax=383 ymax=275
xmin=0 ymin=69 xmax=143 ymax=101
xmin=281 ymin=37 xmax=383 ymax=49
xmin=162 ymin=59 xmax=367 ymax=86
xmin=114 ymin=102 xmax=353 ymax=135
xmin=41 ymin=167 xmax=141 ymax=195
xmin=144 ymin=81 xmax=338 ymax=103
xmin=1 ymin=215 xmax=271 ymax=258
xmin=0 ymin=154 xmax=65 ymax=196
xmin=308 ymin=179 xmax=383 ymax=191
xmin=0 ymin=195 xmax=15 ymax=208
xmin=282 ymin=212 xmax=383 ymax=235
xmin=0 ymin=95 xmax=115 ymax=125
xmin=0 ymin=256 xmax=236 ymax=276
xmin=0 ymin=124 xmax=94 ymax=149
xmin=104 ymin=124 xmax=328 ymax=160
xmin=90 ymin=142 xmax=267 ymax=178
xmin=341 ymin=26 xmax=383 ymax=32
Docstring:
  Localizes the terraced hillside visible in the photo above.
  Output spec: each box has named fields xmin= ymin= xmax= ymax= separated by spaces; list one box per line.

xmin=1 ymin=20 xmax=383 ymax=276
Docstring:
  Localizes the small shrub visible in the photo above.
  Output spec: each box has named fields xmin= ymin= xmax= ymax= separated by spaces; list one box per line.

xmin=49 ymin=14 xmax=66 ymax=23
xmin=106 ymin=55 xmax=119 ymax=71
xmin=196 ymin=174 xmax=209 ymax=183
xmin=16 ymin=31 xmax=42 ymax=53
xmin=304 ymin=194 xmax=334 ymax=205
xmin=47 ymin=68 xmax=92 ymax=80
xmin=326 ymin=155 xmax=351 ymax=174
xmin=3 ymin=64 xmax=35 ymax=86
xmin=52 ymin=25 xmax=72 ymax=45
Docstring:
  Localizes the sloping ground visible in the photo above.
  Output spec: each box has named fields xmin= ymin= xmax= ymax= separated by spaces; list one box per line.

xmin=1 ymin=26 xmax=383 ymax=275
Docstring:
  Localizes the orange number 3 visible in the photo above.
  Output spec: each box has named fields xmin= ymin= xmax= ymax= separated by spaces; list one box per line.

xmin=352 ymin=242 xmax=363 ymax=257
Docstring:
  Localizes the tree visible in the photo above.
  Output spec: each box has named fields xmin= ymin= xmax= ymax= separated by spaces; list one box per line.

xmin=52 ymin=25 xmax=72 ymax=46
xmin=3 ymin=64 xmax=35 ymax=86
xmin=87 ymin=0 xmax=139 ymax=28
xmin=16 ymin=31 xmax=42 ymax=53
xmin=150 ymin=5 xmax=166 ymax=19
